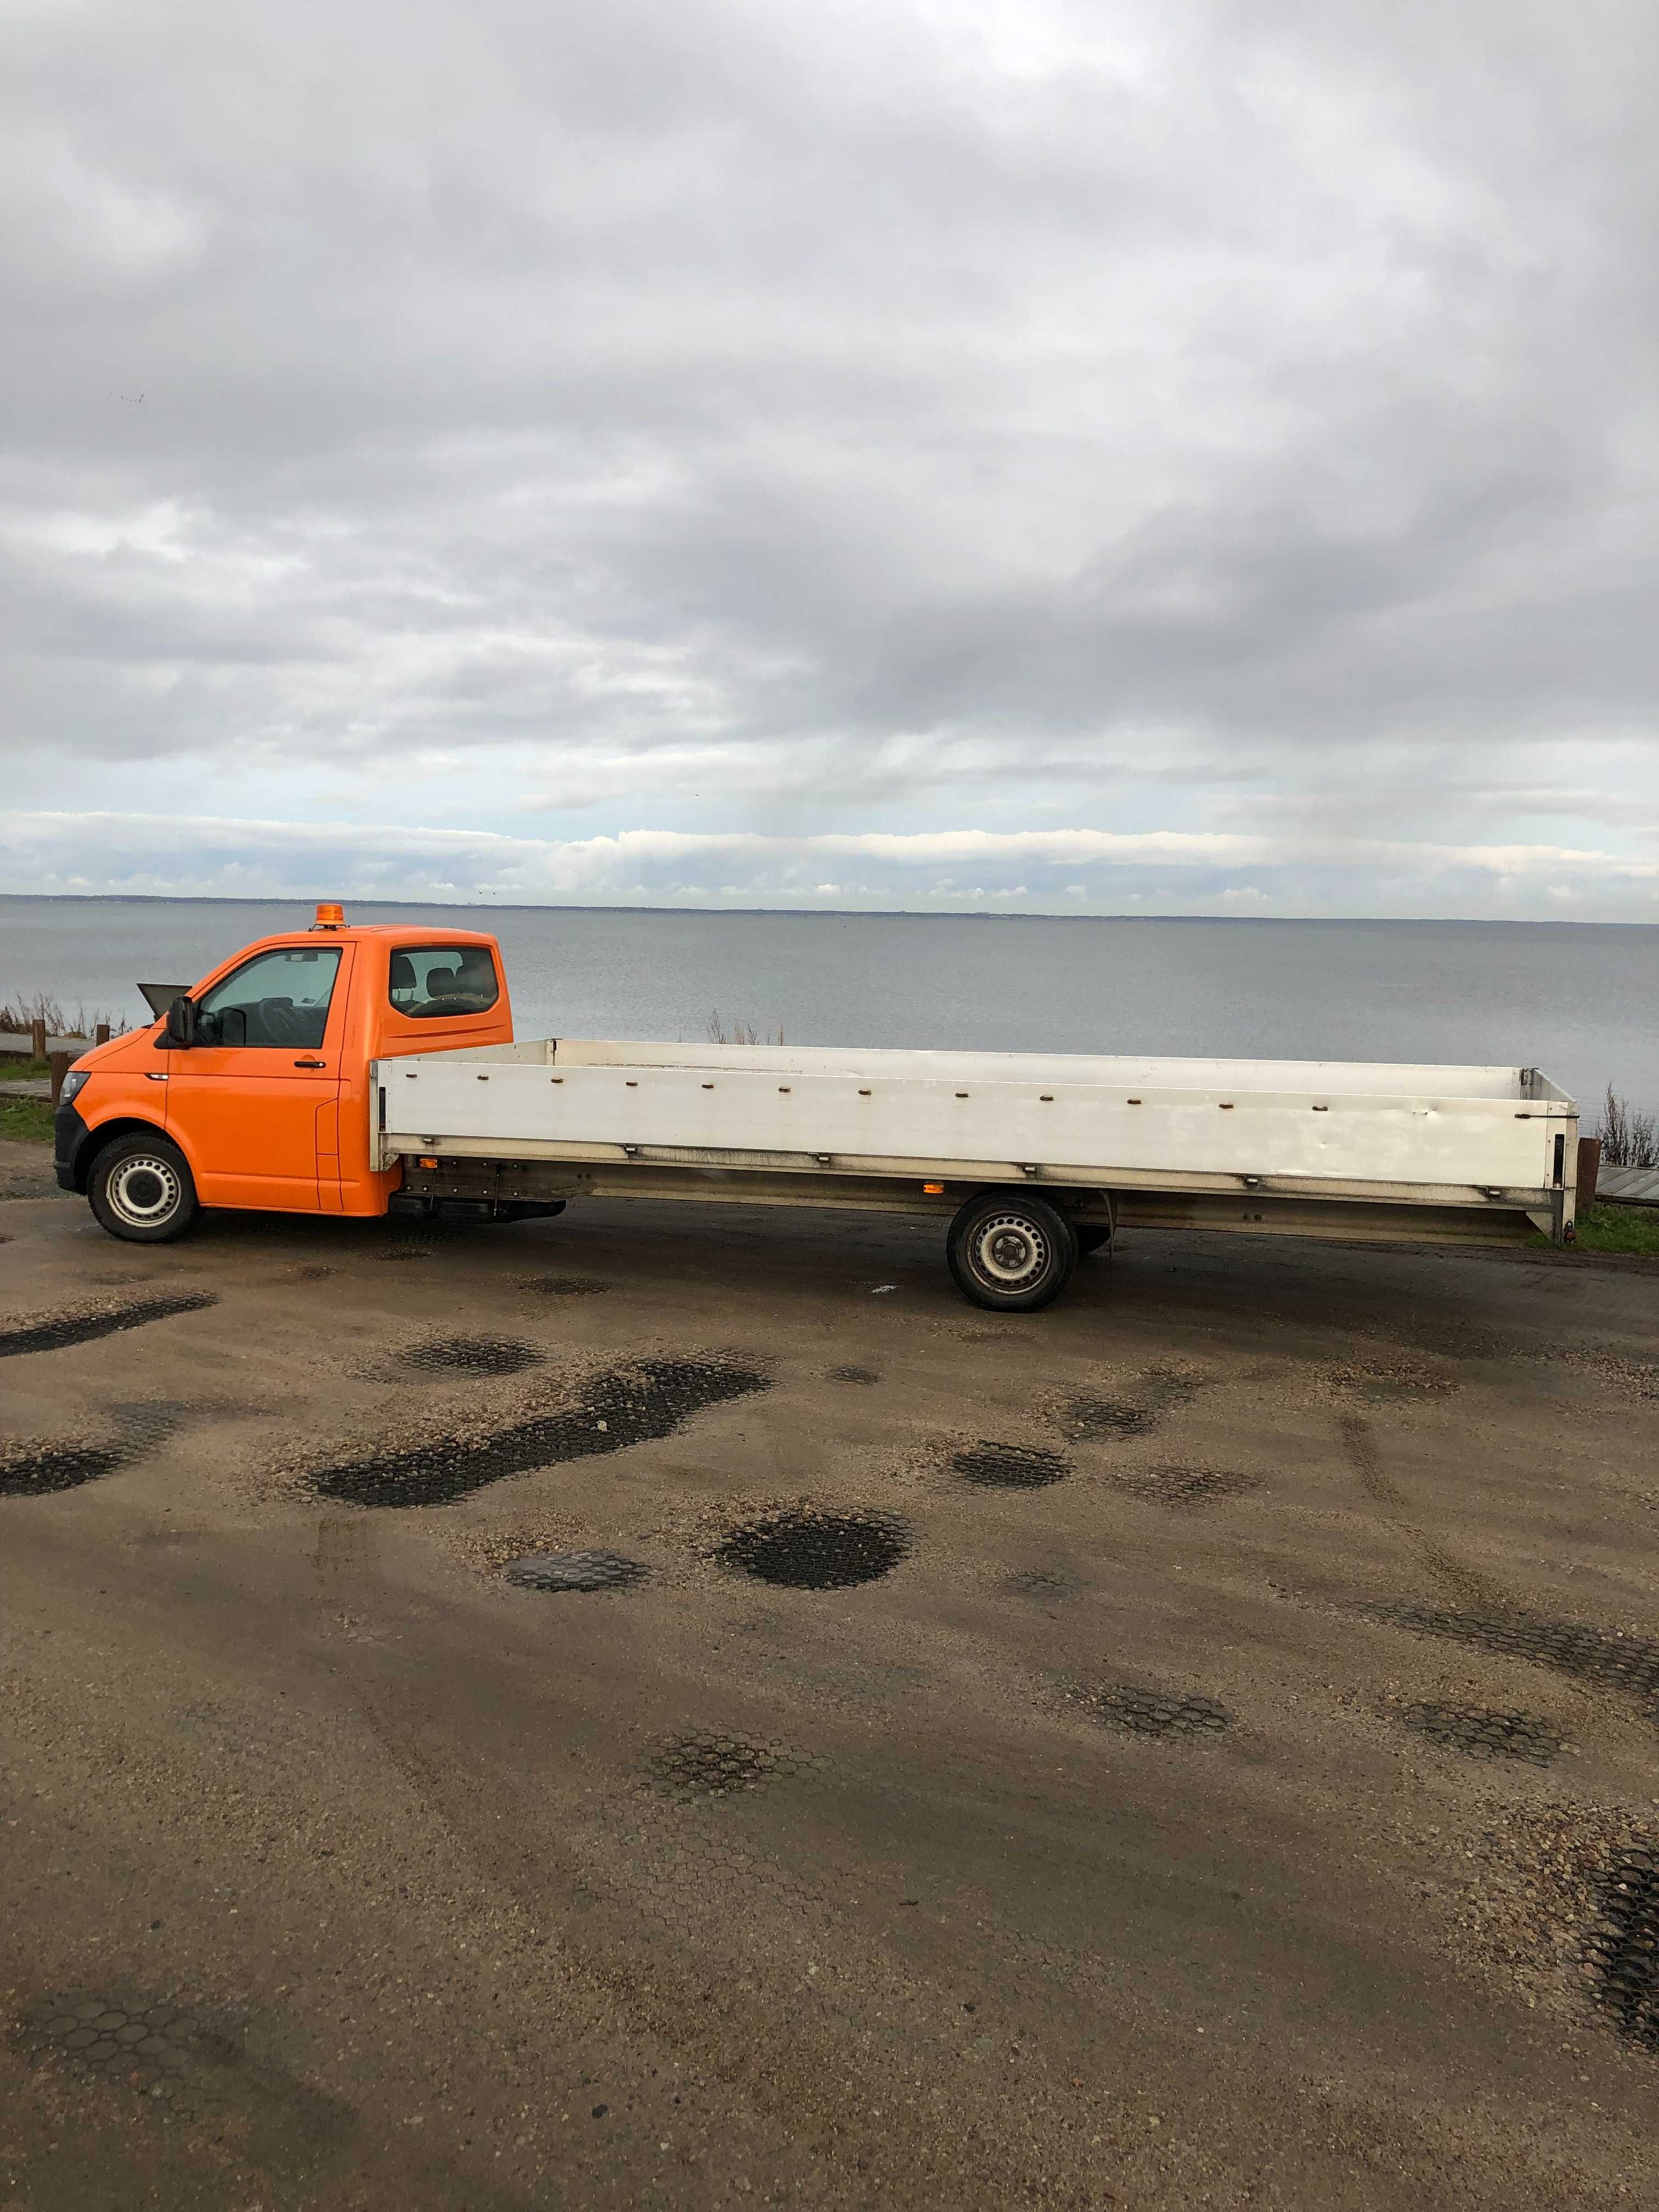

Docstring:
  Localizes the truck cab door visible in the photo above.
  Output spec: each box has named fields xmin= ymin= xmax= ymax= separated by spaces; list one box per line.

xmin=165 ymin=945 xmax=352 ymax=1212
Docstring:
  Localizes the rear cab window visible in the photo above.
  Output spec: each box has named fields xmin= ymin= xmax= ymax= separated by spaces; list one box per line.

xmin=388 ymin=945 xmax=501 ymax=1020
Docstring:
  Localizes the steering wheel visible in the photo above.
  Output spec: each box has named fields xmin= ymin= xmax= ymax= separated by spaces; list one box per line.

xmin=256 ymin=997 xmax=307 ymax=1046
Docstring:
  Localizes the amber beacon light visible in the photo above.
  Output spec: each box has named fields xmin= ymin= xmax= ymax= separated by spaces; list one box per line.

xmin=312 ymin=902 xmax=346 ymax=930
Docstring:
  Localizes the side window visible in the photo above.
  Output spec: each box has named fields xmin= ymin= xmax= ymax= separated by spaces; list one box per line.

xmin=196 ymin=947 xmax=342 ymax=1050
xmin=387 ymin=945 xmax=500 ymax=1020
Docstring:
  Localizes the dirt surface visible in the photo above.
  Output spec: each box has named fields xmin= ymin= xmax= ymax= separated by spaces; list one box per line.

xmin=0 ymin=1137 xmax=69 ymax=1203
xmin=2 ymin=1181 xmax=1657 ymax=2210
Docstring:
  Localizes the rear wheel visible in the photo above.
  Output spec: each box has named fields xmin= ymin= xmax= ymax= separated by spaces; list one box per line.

xmin=946 ymin=1191 xmax=1078 ymax=1312
xmin=89 ymin=1133 xmax=200 ymax=1243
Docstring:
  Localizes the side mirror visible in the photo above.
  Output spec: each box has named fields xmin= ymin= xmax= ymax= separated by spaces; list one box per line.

xmin=163 ymin=995 xmax=198 ymax=1049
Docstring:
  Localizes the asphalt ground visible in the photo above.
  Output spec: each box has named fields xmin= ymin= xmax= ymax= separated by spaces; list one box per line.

xmin=2 ymin=1143 xmax=1657 ymax=2210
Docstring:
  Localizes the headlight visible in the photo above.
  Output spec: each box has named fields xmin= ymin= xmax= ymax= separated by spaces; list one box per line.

xmin=58 ymin=1069 xmax=91 ymax=1105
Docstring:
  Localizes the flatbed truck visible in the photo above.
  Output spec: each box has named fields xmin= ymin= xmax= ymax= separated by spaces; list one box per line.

xmin=54 ymin=906 xmax=1579 ymax=1310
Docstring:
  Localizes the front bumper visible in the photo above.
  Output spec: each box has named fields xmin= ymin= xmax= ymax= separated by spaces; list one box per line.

xmin=54 ymin=1099 xmax=89 ymax=1190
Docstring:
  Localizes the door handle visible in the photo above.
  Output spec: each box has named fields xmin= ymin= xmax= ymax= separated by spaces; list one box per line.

xmin=145 ymin=1071 xmax=168 ymax=1082
xmin=294 ymin=1058 xmax=327 ymax=1069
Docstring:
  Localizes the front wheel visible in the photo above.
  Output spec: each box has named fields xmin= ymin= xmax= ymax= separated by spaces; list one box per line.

xmin=88 ymin=1133 xmax=200 ymax=1243
xmin=946 ymin=1191 xmax=1078 ymax=1312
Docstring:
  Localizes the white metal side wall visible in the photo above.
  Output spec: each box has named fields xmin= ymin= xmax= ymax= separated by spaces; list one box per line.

xmin=379 ymin=1044 xmax=1572 ymax=1197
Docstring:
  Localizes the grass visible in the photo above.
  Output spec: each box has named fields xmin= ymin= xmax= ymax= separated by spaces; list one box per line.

xmin=1567 ymin=1203 xmax=1659 ymax=1258
xmin=1529 ymin=1203 xmax=1659 ymax=1258
xmin=0 ymin=1097 xmax=55 ymax=1146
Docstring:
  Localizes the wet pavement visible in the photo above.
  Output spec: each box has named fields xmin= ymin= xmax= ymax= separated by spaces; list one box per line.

xmin=2 ymin=1161 xmax=1657 ymax=2208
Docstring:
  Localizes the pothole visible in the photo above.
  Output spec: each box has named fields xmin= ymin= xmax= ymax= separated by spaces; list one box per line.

xmin=312 ymin=1356 xmax=770 ymax=1509
xmin=16 ymin=1993 xmax=201 ymax=2102
xmin=952 ymin=1441 xmax=1070 ymax=1489
xmin=0 ymin=1291 xmax=218 ymax=1361
xmin=1113 ymin=1464 xmax=1260 ymax=1508
xmin=398 ymin=1334 xmax=545 ymax=1377
xmin=1063 ymin=1368 xmax=1199 ymax=1441
xmin=0 ymin=1443 xmax=129 ymax=1499
xmin=1080 ymin=1684 xmax=1233 ymax=1740
xmin=1063 ymin=1396 xmax=1156 ymax=1440
xmin=1329 ymin=1357 xmax=1459 ymax=1402
xmin=1396 ymin=1701 xmax=1564 ymax=1767
xmin=1005 ymin=1566 xmax=1078 ymax=1600
xmin=827 ymin=1365 xmax=881 ymax=1385
xmin=110 ymin=1403 xmax=183 ymax=1451
xmin=14 ymin=1989 xmax=354 ymax=2139
xmin=501 ymin=1549 xmax=648 ymax=1593
xmin=1350 ymin=1600 xmax=1659 ymax=1711
xmin=718 ymin=1506 xmax=911 ymax=1590
xmin=642 ymin=1730 xmax=807 ymax=1799
xmin=1584 ymin=1846 xmax=1659 ymax=2050
xmin=519 ymin=1275 xmax=612 ymax=1298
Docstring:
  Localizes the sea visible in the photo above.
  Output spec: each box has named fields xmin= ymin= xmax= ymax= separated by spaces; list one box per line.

xmin=3 ymin=898 xmax=1655 ymax=1114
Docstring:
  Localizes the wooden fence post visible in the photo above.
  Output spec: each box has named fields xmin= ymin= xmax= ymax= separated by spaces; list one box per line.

xmin=1577 ymin=1137 xmax=1601 ymax=1212
xmin=95 ymin=1023 xmax=110 ymax=1046
xmin=48 ymin=1052 xmax=74 ymax=1105
xmin=31 ymin=1015 xmax=47 ymax=1062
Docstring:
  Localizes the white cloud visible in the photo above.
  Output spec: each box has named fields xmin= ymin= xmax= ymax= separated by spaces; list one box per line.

xmin=5 ymin=808 xmax=1657 ymax=919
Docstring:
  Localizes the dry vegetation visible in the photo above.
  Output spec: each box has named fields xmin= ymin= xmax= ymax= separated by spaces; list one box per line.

xmin=705 ymin=1009 xmax=786 ymax=1046
xmin=0 ymin=992 xmax=129 ymax=1041
xmin=1599 ymin=1085 xmax=1658 ymax=1171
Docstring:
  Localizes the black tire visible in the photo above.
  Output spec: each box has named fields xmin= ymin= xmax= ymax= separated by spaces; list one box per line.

xmin=946 ymin=1190 xmax=1078 ymax=1312
xmin=88 ymin=1133 xmax=200 ymax=1243
xmin=1076 ymin=1226 xmax=1112 ymax=1255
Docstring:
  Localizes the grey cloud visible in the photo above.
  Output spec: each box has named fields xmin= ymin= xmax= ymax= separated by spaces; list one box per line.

xmin=3 ymin=0 xmax=1656 ymax=903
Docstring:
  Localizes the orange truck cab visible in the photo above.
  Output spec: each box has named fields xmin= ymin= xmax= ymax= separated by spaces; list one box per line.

xmin=54 ymin=906 xmax=537 ymax=1242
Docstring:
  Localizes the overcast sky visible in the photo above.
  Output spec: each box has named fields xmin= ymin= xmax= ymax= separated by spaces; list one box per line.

xmin=4 ymin=0 xmax=1656 ymax=915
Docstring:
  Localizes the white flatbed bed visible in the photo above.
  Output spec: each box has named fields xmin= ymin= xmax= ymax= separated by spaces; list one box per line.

xmin=375 ymin=1036 xmax=1578 ymax=1307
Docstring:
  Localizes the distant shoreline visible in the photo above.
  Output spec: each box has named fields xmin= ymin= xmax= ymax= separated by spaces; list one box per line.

xmin=0 ymin=894 xmax=1647 ymax=929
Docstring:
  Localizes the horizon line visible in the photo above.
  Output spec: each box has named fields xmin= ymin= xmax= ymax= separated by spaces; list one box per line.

xmin=0 ymin=891 xmax=1652 ymax=928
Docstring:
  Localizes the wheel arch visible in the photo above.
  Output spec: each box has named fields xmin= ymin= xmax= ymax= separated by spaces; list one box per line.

xmin=962 ymin=1181 xmax=1113 ymax=1226
xmin=70 ymin=1115 xmax=172 ymax=1193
